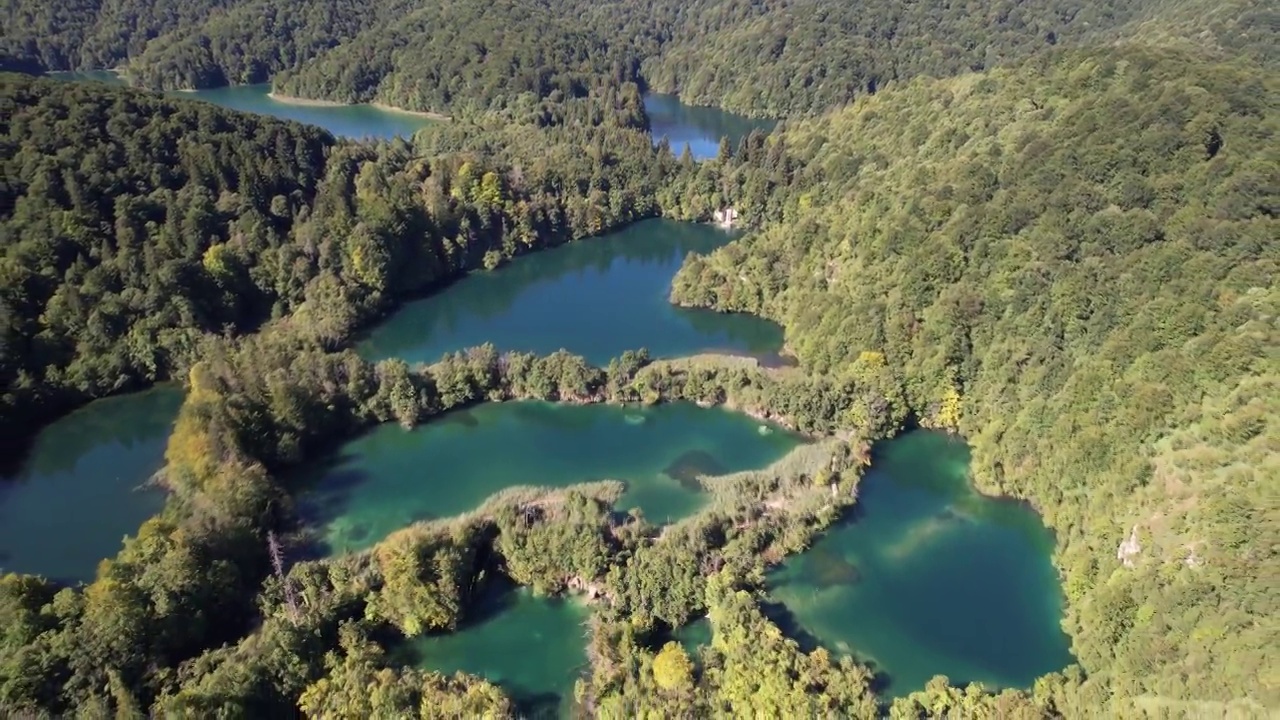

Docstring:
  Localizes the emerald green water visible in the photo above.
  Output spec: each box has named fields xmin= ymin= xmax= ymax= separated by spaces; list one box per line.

xmin=644 ymin=94 xmax=775 ymax=160
xmin=398 ymin=578 xmax=589 ymax=717
xmin=302 ymin=401 xmax=801 ymax=554
xmin=358 ymin=219 xmax=784 ymax=366
xmin=767 ymin=430 xmax=1072 ymax=695
xmin=47 ymin=72 xmax=430 ymax=139
xmin=0 ymin=386 xmax=183 ymax=582
xmin=673 ymin=617 xmax=713 ymax=665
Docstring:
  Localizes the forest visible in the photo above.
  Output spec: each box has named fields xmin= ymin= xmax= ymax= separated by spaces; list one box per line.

xmin=0 ymin=74 xmax=720 ymax=451
xmin=1 ymin=0 xmax=1277 ymax=716
xmin=5 ymin=0 xmax=1273 ymax=117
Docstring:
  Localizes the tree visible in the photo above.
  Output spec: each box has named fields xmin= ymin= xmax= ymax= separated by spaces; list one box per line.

xmin=652 ymin=642 xmax=693 ymax=692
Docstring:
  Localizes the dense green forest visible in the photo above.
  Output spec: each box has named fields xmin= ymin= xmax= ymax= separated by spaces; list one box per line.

xmin=1 ymin=0 xmax=1276 ymax=716
xmin=8 ymin=0 xmax=1273 ymax=117
xmin=673 ymin=44 xmax=1278 ymax=711
xmin=0 ymin=0 xmax=235 ymax=73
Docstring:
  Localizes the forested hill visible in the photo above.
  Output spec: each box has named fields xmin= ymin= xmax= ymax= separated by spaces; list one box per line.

xmin=0 ymin=74 xmax=334 ymax=443
xmin=0 ymin=0 xmax=237 ymax=73
xmin=673 ymin=45 xmax=1278 ymax=712
xmin=6 ymin=0 xmax=1269 ymax=117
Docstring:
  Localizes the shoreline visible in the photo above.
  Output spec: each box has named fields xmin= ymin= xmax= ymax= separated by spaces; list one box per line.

xmin=266 ymin=91 xmax=450 ymax=120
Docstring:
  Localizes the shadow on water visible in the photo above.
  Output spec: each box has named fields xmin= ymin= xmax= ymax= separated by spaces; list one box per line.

xmin=513 ymin=692 xmax=565 ymax=720
xmin=1 ymin=385 xmax=183 ymax=479
xmin=394 ymin=572 xmax=586 ymax=718
xmin=758 ymin=600 xmax=824 ymax=655
xmin=291 ymin=450 xmax=378 ymax=557
xmin=802 ymin=544 xmax=862 ymax=588
xmin=357 ymin=220 xmax=717 ymax=349
xmin=438 ymin=408 xmax=481 ymax=428
xmin=760 ymin=599 xmax=893 ymax=694
xmin=643 ymin=94 xmax=776 ymax=161
xmin=662 ymin=449 xmax=728 ymax=491
xmin=674 ymin=307 xmax=786 ymax=358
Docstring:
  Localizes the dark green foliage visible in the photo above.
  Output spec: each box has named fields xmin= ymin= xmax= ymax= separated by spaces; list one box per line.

xmin=10 ymin=0 xmax=1264 ymax=118
xmin=608 ymin=525 xmax=713 ymax=628
xmin=0 ymin=74 xmax=333 ymax=449
xmin=272 ymin=0 xmax=641 ymax=117
xmin=0 ymin=73 xmax=708 ymax=452
xmin=0 ymin=0 xmax=236 ymax=73
xmin=1 ymin=0 xmax=1274 ymax=715
xmin=586 ymin=573 xmax=880 ymax=717
xmin=630 ymin=0 xmax=1145 ymax=116
xmin=298 ymin=622 xmax=513 ymax=718
xmin=366 ymin=523 xmax=483 ymax=637
xmin=672 ymin=44 xmax=1279 ymax=709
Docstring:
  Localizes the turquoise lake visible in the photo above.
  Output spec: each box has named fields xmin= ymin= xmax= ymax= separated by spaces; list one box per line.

xmin=0 ymin=386 xmax=183 ymax=582
xmin=47 ymin=71 xmax=431 ymax=139
xmin=357 ymin=218 xmax=784 ymax=367
xmin=397 ymin=578 xmax=589 ymax=719
xmin=766 ymin=430 xmax=1073 ymax=696
xmin=300 ymin=401 xmax=802 ymax=555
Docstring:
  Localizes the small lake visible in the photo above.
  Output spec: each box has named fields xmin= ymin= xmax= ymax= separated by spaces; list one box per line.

xmin=301 ymin=401 xmax=801 ymax=555
xmin=643 ymin=93 xmax=775 ymax=161
xmin=396 ymin=577 xmax=589 ymax=718
xmin=358 ymin=219 xmax=784 ymax=367
xmin=46 ymin=71 xmax=431 ymax=139
xmin=766 ymin=430 xmax=1072 ymax=696
xmin=0 ymin=386 xmax=183 ymax=582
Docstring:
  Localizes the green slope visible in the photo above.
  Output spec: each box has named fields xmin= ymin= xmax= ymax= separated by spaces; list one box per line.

xmin=673 ymin=44 xmax=1278 ymax=711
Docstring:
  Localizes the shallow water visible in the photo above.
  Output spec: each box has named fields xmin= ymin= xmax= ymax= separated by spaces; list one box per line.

xmin=0 ymin=386 xmax=183 ymax=582
xmin=300 ymin=401 xmax=801 ymax=554
xmin=767 ymin=430 xmax=1073 ymax=695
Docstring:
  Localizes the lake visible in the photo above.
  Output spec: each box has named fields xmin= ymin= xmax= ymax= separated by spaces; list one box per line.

xmin=51 ymin=72 xmax=769 ymax=150
xmin=766 ymin=430 xmax=1073 ymax=695
xmin=643 ymin=93 xmax=776 ymax=160
xmin=357 ymin=218 xmax=784 ymax=367
xmin=0 ymin=386 xmax=183 ymax=582
xmin=396 ymin=577 xmax=589 ymax=718
xmin=46 ymin=71 xmax=432 ymax=139
xmin=300 ymin=401 xmax=802 ymax=555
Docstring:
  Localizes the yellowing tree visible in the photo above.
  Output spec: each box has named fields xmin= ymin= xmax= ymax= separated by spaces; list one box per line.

xmin=200 ymin=243 xmax=235 ymax=285
xmin=652 ymin=641 xmax=694 ymax=691
xmin=474 ymin=171 xmax=505 ymax=209
xmin=936 ymin=384 xmax=963 ymax=428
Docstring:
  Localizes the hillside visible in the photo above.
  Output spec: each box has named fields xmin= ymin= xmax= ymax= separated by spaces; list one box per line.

xmin=0 ymin=74 xmax=333 ymax=445
xmin=673 ymin=45 xmax=1278 ymax=711
xmin=5 ymin=0 xmax=1253 ymax=116
xmin=0 ymin=0 xmax=235 ymax=73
